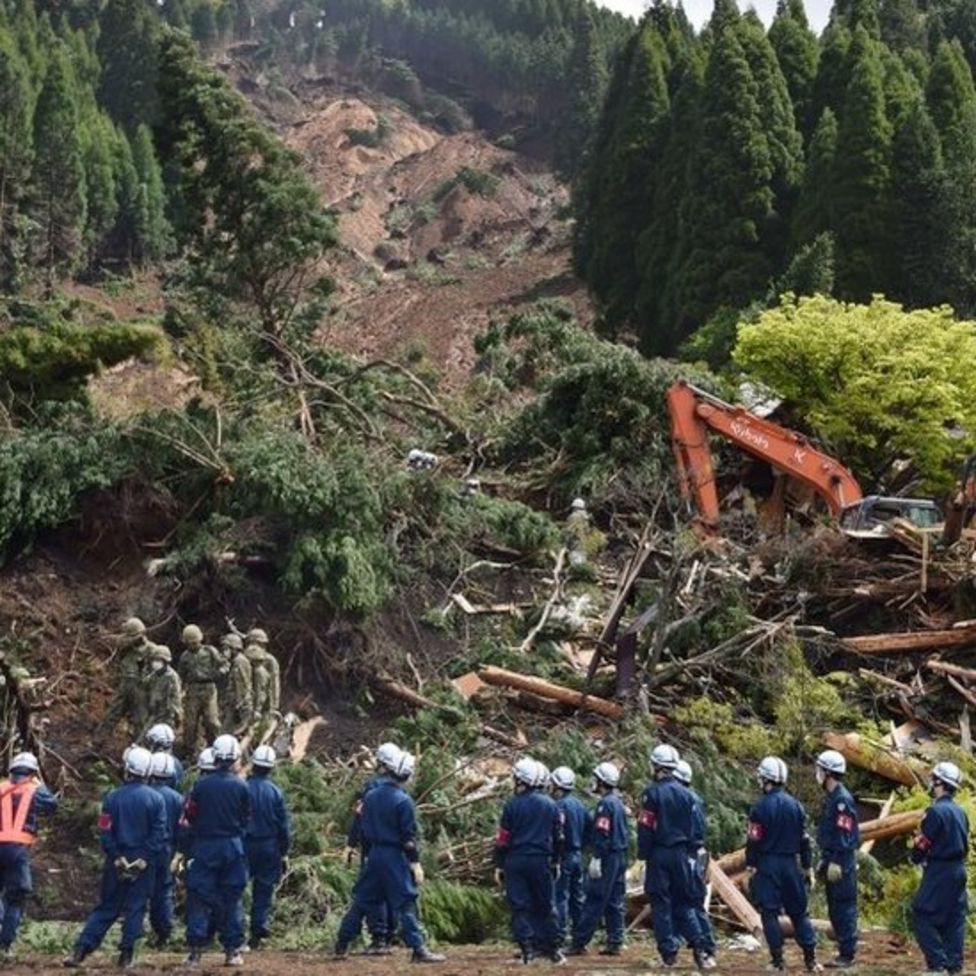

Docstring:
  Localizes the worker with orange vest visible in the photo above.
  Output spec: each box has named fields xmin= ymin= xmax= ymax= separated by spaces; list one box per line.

xmin=0 ymin=752 xmax=57 ymax=958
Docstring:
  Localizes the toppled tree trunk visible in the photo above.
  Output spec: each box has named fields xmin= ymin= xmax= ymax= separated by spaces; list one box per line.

xmin=708 ymin=861 xmax=761 ymax=936
xmin=822 ymin=731 xmax=921 ymax=786
xmin=478 ymin=666 xmax=624 ymax=720
xmin=842 ymin=626 xmax=976 ymax=655
xmin=861 ymin=792 xmax=895 ymax=856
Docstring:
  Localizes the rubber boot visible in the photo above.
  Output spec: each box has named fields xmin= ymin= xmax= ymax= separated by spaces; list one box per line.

xmin=63 ymin=947 xmax=89 ymax=969
xmin=411 ymin=946 xmax=446 ymax=964
xmin=600 ymin=945 xmax=622 ymax=956
xmin=184 ymin=948 xmax=203 ymax=967
xmin=333 ymin=942 xmax=349 ymax=961
xmin=805 ymin=948 xmax=823 ymax=973
xmin=117 ymin=948 xmax=134 ymax=970
xmin=695 ymin=949 xmax=717 ymax=970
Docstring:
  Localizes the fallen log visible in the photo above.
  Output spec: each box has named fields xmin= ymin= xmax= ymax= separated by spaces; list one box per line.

xmin=716 ymin=809 xmax=924 ymax=876
xmin=926 ymin=659 xmax=976 ymax=683
xmin=822 ymin=731 xmax=921 ymax=786
xmin=708 ymin=861 xmax=761 ymax=937
xmin=860 ymin=792 xmax=895 ymax=856
xmin=843 ymin=627 xmax=976 ymax=655
xmin=478 ymin=666 xmax=623 ymax=720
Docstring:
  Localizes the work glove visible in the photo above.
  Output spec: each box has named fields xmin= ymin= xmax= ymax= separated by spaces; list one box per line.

xmin=342 ymin=846 xmax=357 ymax=866
xmin=410 ymin=863 xmax=425 ymax=886
xmin=806 ymin=867 xmax=816 ymax=891
xmin=170 ymin=853 xmax=185 ymax=876
xmin=114 ymin=857 xmax=148 ymax=881
xmin=551 ymin=863 xmax=561 ymax=881
xmin=826 ymin=862 xmax=843 ymax=884
xmin=588 ymin=858 xmax=602 ymax=881
xmin=494 ymin=868 xmax=505 ymax=888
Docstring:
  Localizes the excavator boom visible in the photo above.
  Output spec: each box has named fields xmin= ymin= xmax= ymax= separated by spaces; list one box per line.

xmin=667 ymin=380 xmax=863 ymax=531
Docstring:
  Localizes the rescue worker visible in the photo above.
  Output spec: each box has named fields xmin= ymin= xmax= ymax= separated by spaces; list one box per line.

xmin=345 ymin=743 xmax=401 ymax=954
xmin=247 ymin=644 xmax=273 ymax=732
xmin=183 ymin=734 xmax=250 ymax=967
xmin=814 ymin=750 xmax=859 ymax=969
xmin=638 ymin=745 xmax=711 ymax=969
xmin=911 ymin=761 xmax=969 ymax=975
xmin=245 ymin=745 xmax=291 ymax=949
xmin=549 ymin=766 xmax=586 ymax=950
xmin=142 ymin=645 xmax=182 ymax=734
xmin=334 ymin=750 xmax=444 ymax=963
xmin=247 ymin=630 xmax=280 ymax=715
xmin=144 ymin=723 xmax=184 ymax=789
xmin=148 ymin=752 xmax=183 ymax=948
xmin=196 ymin=747 xmax=216 ymax=777
xmin=220 ymin=634 xmax=250 ymax=733
xmin=102 ymin=618 xmax=149 ymax=734
xmin=673 ymin=759 xmax=717 ymax=963
xmin=0 ymin=752 xmax=57 ymax=957
xmin=65 ymin=746 xmax=166 ymax=970
xmin=564 ymin=499 xmax=591 ymax=566
xmin=570 ymin=762 xmax=629 ymax=957
xmin=494 ymin=758 xmax=563 ymax=964
xmin=746 ymin=756 xmax=820 ymax=973
xmin=178 ymin=625 xmax=223 ymax=751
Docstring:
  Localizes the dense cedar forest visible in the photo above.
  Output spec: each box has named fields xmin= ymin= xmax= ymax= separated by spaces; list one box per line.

xmin=574 ymin=0 xmax=976 ymax=357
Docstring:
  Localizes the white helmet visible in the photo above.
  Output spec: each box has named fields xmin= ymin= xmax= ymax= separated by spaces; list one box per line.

xmin=145 ymin=724 xmax=175 ymax=751
xmin=376 ymin=741 xmax=402 ymax=770
xmin=252 ymin=745 xmax=277 ymax=769
xmin=571 ymin=497 xmax=587 ymax=511
xmin=651 ymin=743 xmax=680 ymax=771
xmin=674 ymin=760 xmax=693 ymax=785
xmin=150 ymin=752 xmax=176 ymax=780
xmin=550 ymin=766 xmax=576 ymax=790
xmin=534 ymin=762 xmax=551 ymax=788
xmin=816 ymin=750 xmax=847 ymax=777
xmin=932 ymin=761 xmax=963 ymax=791
xmin=593 ymin=761 xmax=620 ymax=788
xmin=513 ymin=757 xmax=538 ymax=787
xmin=198 ymin=747 xmax=216 ymax=772
xmin=9 ymin=752 xmax=39 ymax=775
xmin=758 ymin=756 xmax=789 ymax=786
xmin=213 ymin=734 xmax=242 ymax=763
xmin=391 ymin=751 xmax=415 ymax=780
xmin=124 ymin=745 xmax=153 ymax=779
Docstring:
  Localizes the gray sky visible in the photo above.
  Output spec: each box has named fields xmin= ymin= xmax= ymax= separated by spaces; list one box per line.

xmin=597 ymin=0 xmax=833 ymax=32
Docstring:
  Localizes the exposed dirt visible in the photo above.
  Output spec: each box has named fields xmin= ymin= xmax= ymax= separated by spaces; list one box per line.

xmin=0 ymin=932 xmax=941 ymax=974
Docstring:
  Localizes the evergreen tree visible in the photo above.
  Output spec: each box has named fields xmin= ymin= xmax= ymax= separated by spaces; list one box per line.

xmin=810 ymin=21 xmax=852 ymax=123
xmin=192 ymin=1 xmax=218 ymax=51
xmin=883 ymin=48 xmax=923 ymax=130
xmin=82 ymin=112 xmax=118 ymax=268
xmin=0 ymin=28 xmax=33 ymax=289
xmin=927 ymin=39 xmax=976 ymax=160
xmin=555 ymin=6 xmax=608 ymax=180
xmin=768 ymin=0 xmax=819 ymax=133
xmin=97 ymin=0 xmax=158 ymax=130
xmin=791 ymin=108 xmax=839 ymax=248
xmin=832 ymin=27 xmax=892 ymax=299
xmin=880 ymin=0 xmax=928 ymax=52
xmin=110 ymin=122 xmax=140 ymax=262
xmin=131 ymin=123 xmax=171 ymax=263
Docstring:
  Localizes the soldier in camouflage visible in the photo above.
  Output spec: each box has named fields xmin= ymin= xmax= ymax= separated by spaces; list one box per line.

xmin=222 ymin=634 xmax=252 ymax=735
xmin=102 ymin=618 xmax=149 ymax=734
xmin=247 ymin=643 xmax=273 ymax=733
xmin=247 ymin=630 xmax=280 ymax=715
xmin=178 ymin=625 xmax=224 ymax=751
xmin=143 ymin=645 xmax=183 ymax=733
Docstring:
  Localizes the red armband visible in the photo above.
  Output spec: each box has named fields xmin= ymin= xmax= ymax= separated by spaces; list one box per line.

xmin=638 ymin=810 xmax=656 ymax=830
xmin=496 ymin=828 xmax=511 ymax=846
xmin=835 ymin=813 xmax=856 ymax=833
xmin=97 ymin=813 xmax=112 ymax=831
xmin=747 ymin=820 xmax=765 ymax=841
xmin=914 ymin=833 xmax=933 ymax=853
xmin=595 ymin=815 xmax=611 ymax=833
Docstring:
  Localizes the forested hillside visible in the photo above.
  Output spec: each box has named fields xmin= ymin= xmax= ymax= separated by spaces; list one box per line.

xmin=575 ymin=0 xmax=976 ymax=357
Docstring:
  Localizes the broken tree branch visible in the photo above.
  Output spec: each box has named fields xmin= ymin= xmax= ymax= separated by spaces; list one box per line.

xmin=518 ymin=549 xmax=567 ymax=654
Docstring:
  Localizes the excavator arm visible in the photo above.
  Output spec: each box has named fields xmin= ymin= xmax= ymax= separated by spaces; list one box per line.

xmin=667 ymin=380 xmax=863 ymax=532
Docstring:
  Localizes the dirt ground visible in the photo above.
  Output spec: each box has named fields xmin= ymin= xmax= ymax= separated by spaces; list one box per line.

xmin=0 ymin=933 xmax=950 ymax=975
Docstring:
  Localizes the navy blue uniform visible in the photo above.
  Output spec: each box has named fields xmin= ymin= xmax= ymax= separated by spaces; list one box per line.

xmin=817 ymin=783 xmax=859 ymax=961
xmin=679 ymin=785 xmax=716 ymax=956
xmin=555 ymin=793 xmax=587 ymax=945
xmin=336 ymin=778 xmax=427 ymax=951
xmin=495 ymin=789 xmax=563 ymax=954
xmin=148 ymin=781 xmax=183 ymax=941
xmin=0 ymin=775 xmax=57 ymax=948
xmin=245 ymin=771 xmax=291 ymax=941
xmin=183 ymin=768 xmax=250 ymax=953
xmin=574 ymin=791 xmax=629 ymax=951
xmin=911 ymin=794 xmax=969 ymax=973
xmin=75 ymin=781 xmax=167 ymax=954
xmin=638 ymin=776 xmax=705 ymax=961
xmin=348 ymin=775 xmax=395 ymax=942
xmin=746 ymin=787 xmax=816 ymax=962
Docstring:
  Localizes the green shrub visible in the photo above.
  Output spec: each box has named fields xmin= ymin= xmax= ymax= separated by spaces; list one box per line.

xmin=345 ymin=114 xmax=393 ymax=148
xmin=455 ymin=166 xmax=500 ymax=198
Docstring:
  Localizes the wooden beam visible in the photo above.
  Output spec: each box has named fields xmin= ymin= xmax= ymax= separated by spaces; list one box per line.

xmin=479 ymin=666 xmax=624 ymax=720
xmin=843 ymin=627 xmax=976 ymax=655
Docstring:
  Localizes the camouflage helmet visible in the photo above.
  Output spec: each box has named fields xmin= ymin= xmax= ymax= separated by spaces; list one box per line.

xmin=121 ymin=617 xmax=146 ymax=638
xmin=148 ymin=643 xmax=172 ymax=664
xmin=182 ymin=624 xmax=203 ymax=646
xmin=247 ymin=628 xmax=269 ymax=646
xmin=221 ymin=633 xmax=244 ymax=652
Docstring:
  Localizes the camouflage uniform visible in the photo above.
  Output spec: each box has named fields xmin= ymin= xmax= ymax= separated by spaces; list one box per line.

xmin=223 ymin=638 xmax=253 ymax=735
xmin=247 ymin=630 xmax=280 ymax=715
xmin=102 ymin=619 xmax=149 ymax=733
xmin=143 ymin=645 xmax=183 ymax=732
xmin=178 ymin=626 xmax=224 ymax=750
xmin=247 ymin=645 xmax=273 ymax=731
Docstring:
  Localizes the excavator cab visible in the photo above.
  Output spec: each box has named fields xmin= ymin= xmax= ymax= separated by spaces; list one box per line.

xmin=839 ymin=496 xmax=942 ymax=537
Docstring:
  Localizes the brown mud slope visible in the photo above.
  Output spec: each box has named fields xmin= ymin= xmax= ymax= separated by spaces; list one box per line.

xmin=0 ymin=933 xmax=939 ymax=974
xmin=282 ymin=91 xmax=592 ymax=385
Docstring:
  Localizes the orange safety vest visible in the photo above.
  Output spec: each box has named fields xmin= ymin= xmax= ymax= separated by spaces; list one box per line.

xmin=0 ymin=780 xmax=38 ymax=845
